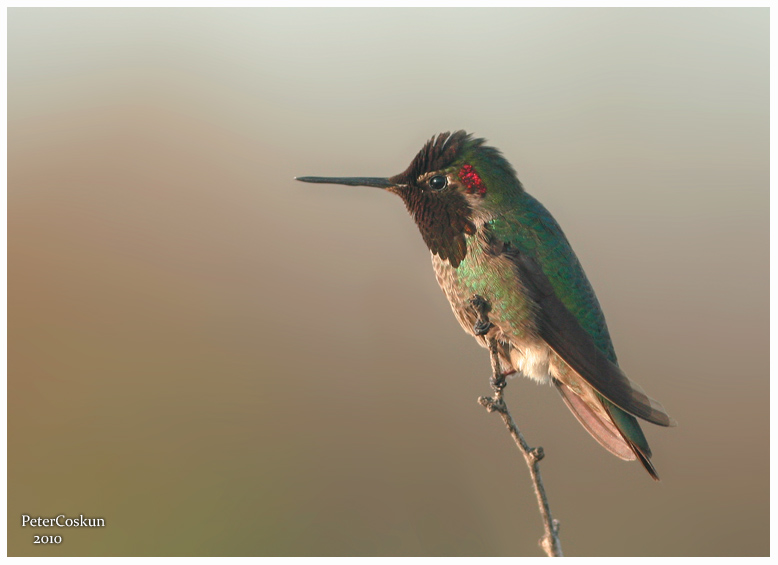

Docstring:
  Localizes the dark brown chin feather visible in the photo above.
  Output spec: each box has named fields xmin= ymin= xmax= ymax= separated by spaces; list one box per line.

xmin=390 ymin=184 xmax=475 ymax=268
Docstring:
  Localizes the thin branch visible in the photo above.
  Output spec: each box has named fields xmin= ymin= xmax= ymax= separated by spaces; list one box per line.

xmin=470 ymin=296 xmax=563 ymax=557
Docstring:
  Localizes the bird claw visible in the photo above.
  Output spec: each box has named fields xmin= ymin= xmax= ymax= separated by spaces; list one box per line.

xmin=468 ymin=295 xmax=493 ymax=336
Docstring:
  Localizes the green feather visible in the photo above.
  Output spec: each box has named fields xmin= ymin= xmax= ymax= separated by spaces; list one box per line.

xmin=488 ymin=193 xmax=652 ymax=458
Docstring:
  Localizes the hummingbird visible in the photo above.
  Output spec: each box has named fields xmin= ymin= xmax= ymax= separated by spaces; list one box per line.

xmin=297 ymin=131 xmax=675 ymax=480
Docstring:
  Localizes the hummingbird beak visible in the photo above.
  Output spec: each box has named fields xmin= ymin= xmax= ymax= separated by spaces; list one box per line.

xmin=295 ymin=176 xmax=395 ymax=189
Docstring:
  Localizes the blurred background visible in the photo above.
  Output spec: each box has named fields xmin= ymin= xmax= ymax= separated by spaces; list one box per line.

xmin=8 ymin=7 xmax=768 ymax=557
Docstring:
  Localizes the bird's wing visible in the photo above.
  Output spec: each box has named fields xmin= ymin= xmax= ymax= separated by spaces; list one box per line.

xmin=490 ymin=200 xmax=675 ymax=427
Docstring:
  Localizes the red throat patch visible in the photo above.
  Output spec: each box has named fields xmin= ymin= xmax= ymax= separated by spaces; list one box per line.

xmin=458 ymin=164 xmax=487 ymax=195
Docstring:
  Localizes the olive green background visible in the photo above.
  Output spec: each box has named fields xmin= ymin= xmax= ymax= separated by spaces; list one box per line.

xmin=8 ymin=7 xmax=768 ymax=556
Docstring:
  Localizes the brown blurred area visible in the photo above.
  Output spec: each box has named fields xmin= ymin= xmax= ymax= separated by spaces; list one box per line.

xmin=8 ymin=8 xmax=768 ymax=556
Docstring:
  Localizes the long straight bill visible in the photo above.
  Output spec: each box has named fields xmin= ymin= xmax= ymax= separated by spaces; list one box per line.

xmin=295 ymin=176 xmax=394 ymax=188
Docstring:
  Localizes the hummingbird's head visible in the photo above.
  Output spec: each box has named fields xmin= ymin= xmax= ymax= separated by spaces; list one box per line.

xmin=296 ymin=131 xmax=523 ymax=267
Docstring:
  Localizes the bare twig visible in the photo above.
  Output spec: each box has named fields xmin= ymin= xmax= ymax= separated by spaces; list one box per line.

xmin=470 ymin=296 xmax=563 ymax=557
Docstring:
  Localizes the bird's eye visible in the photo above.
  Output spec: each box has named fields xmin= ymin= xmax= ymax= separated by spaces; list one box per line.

xmin=429 ymin=175 xmax=447 ymax=190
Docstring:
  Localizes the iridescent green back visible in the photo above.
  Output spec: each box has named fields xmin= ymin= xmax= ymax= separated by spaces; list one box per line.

xmin=489 ymin=194 xmax=618 ymax=364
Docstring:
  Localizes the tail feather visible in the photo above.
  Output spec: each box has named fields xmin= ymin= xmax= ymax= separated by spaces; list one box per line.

xmin=555 ymin=381 xmax=660 ymax=481
xmin=632 ymin=446 xmax=660 ymax=481
xmin=604 ymin=399 xmax=660 ymax=481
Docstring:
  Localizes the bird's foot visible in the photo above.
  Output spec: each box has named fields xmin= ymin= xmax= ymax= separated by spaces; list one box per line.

xmin=474 ymin=319 xmax=492 ymax=336
xmin=468 ymin=294 xmax=493 ymax=336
